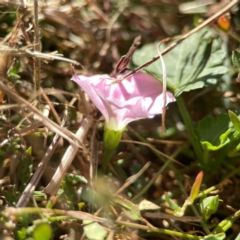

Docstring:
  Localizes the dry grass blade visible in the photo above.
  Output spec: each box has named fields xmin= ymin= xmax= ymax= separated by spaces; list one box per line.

xmin=41 ymin=88 xmax=61 ymax=125
xmin=0 ymin=80 xmax=84 ymax=149
xmin=2 ymin=0 xmax=63 ymax=9
xmin=33 ymin=0 xmax=41 ymax=97
xmin=44 ymin=115 xmax=94 ymax=195
xmin=0 ymin=46 xmax=80 ymax=65
xmin=143 ymin=212 xmax=201 ymax=223
xmin=16 ymin=112 xmax=68 ymax=207
xmin=4 ymin=207 xmax=106 ymax=223
xmin=157 ymin=40 xmax=167 ymax=134
xmin=115 ymin=161 xmax=151 ymax=195
xmin=65 ymin=210 xmax=106 ymax=222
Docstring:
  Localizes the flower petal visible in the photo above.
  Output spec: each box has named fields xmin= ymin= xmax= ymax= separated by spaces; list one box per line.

xmin=71 ymin=74 xmax=111 ymax=123
xmin=72 ymin=72 xmax=175 ymax=131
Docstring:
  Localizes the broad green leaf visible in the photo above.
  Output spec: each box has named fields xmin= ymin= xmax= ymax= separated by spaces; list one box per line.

xmin=196 ymin=114 xmax=230 ymax=150
xmin=17 ymin=147 xmax=33 ymax=184
xmin=33 ymin=222 xmax=52 ymax=240
xmin=83 ymin=220 xmax=107 ymax=240
xmin=132 ymin=27 xmax=227 ymax=96
xmin=232 ymin=49 xmax=240 ymax=73
xmin=200 ymin=195 xmax=219 ymax=221
xmin=228 ymin=110 xmax=240 ymax=133
xmin=195 ymin=114 xmax=237 ymax=169
xmin=197 ymin=113 xmax=240 ymax=154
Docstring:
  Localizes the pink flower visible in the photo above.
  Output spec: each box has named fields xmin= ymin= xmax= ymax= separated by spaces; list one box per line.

xmin=71 ymin=72 xmax=175 ymax=131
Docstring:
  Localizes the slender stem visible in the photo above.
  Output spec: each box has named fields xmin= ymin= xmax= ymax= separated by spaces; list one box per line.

xmin=103 ymin=149 xmax=115 ymax=173
xmin=176 ymin=96 xmax=203 ymax=161
xmin=116 ymin=220 xmax=201 ymax=239
xmin=33 ymin=0 xmax=41 ymax=101
xmin=103 ymin=129 xmax=122 ymax=172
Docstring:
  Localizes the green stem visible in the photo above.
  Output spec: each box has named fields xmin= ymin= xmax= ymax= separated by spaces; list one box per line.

xmin=103 ymin=149 xmax=115 ymax=173
xmin=103 ymin=128 xmax=122 ymax=173
xmin=116 ymin=220 xmax=201 ymax=239
xmin=176 ymin=95 xmax=203 ymax=162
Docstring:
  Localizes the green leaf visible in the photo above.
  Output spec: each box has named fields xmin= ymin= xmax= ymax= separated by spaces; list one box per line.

xmin=83 ymin=220 xmax=107 ymax=240
xmin=33 ymin=222 xmax=52 ymax=240
xmin=61 ymin=174 xmax=87 ymax=206
xmin=164 ymin=192 xmax=181 ymax=212
xmin=25 ymin=147 xmax=32 ymax=155
xmin=213 ymin=214 xmax=239 ymax=234
xmin=189 ymin=171 xmax=203 ymax=204
xmin=2 ymin=188 xmax=18 ymax=205
xmin=61 ymin=179 xmax=78 ymax=205
xmin=202 ymin=233 xmax=226 ymax=240
xmin=15 ymin=228 xmax=27 ymax=240
xmin=197 ymin=113 xmax=240 ymax=155
xmin=232 ymin=49 xmax=240 ymax=73
xmin=64 ymin=174 xmax=88 ymax=184
xmin=17 ymin=147 xmax=33 ymax=184
xmin=112 ymin=195 xmax=142 ymax=221
xmin=132 ymin=28 xmax=227 ymax=96
xmin=228 ymin=110 xmax=240 ymax=133
xmin=200 ymin=195 xmax=219 ymax=221
xmin=196 ymin=114 xmax=230 ymax=150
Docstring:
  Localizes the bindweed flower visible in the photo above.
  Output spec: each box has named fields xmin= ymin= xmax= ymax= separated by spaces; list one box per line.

xmin=72 ymin=72 xmax=175 ymax=131
xmin=71 ymin=71 xmax=175 ymax=171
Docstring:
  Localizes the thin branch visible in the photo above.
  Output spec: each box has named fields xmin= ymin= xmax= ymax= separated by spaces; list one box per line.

xmin=113 ymin=0 xmax=240 ymax=83
xmin=0 ymin=46 xmax=80 ymax=65
xmin=33 ymin=0 xmax=41 ymax=98
xmin=157 ymin=39 xmax=168 ymax=134
xmin=41 ymin=89 xmax=62 ymax=125
xmin=115 ymin=220 xmax=201 ymax=239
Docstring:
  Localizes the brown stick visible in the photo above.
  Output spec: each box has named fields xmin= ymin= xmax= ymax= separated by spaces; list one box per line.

xmin=33 ymin=0 xmax=41 ymax=99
